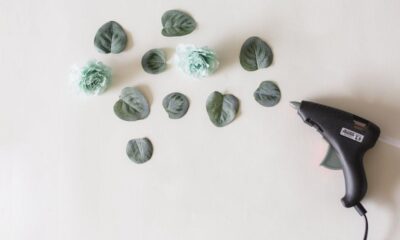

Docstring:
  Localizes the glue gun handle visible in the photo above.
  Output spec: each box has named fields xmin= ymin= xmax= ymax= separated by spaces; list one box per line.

xmin=341 ymin=152 xmax=367 ymax=208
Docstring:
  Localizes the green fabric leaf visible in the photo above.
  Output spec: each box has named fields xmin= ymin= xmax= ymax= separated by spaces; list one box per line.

xmin=94 ymin=21 xmax=127 ymax=54
xmin=162 ymin=92 xmax=190 ymax=119
xmin=113 ymin=87 xmax=150 ymax=121
xmin=321 ymin=145 xmax=343 ymax=170
xmin=206 ymin=91 xmax=240 ymax=127
xmin=141 ymin=49 xmax=167 ymax=74
xmin=161 ymin=10 xmax=197 ymax=37
xmin=126 ymin=138 xmax=153 ymax=164
xmin=240 ymin=36 xmax=273 ymax=71
xmin=254 ymin=81 xmax=281 ymax=107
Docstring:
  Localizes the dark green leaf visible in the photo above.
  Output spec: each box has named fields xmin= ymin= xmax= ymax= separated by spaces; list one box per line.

xmin=126 ymin=138 xmax=153 ymax=164
xmin=254 ymin=81 xmax=281 ymax=107
xmin=240 ymin=36 xmax=273 ymax=71
xmin=113 ymin=87 xmax=150 ymax=121
xmin=141 ymin=49 xmax=167 ymax=74
xmin=162 ymin=92 xmax=189 ymax=119
xmin=206 ymin=91 xmax=239 ymax=127
xmin=161 ymin=10 xmax=197 ymax=37
xmin=94 ymin=21 xmax=127 ymax=54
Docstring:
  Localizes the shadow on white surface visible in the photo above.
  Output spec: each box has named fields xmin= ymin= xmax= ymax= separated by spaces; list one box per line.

xmin=124 ymin=29 xmax=134 ymax=52
xmin=108 ymin=58 xmax=141 ymax=90
xmin=367 ymin=143 xmax=400 ymax=240
xmin=214 ymin=36 xmax=243 ymax=72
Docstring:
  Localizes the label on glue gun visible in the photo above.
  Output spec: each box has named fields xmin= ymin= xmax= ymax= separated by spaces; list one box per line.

xmin=340 ymin=127 xmax=364 ymax=143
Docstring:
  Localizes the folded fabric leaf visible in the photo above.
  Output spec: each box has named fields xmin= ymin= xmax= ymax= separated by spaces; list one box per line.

xmin=254 ymin=81 xmax=281 ymax=107
xmin=240 ymin=36 xmax=273 ymax=71
xmin=126 ymin=138 xmax=153 ymax=164
xmin=94 ymin=21 xmax=127 ymax=54
xmin=113 ymin=87 xmax=150 ymax=121
xmin=70 ymin=60 xmax=112 ymax=95
xmin=175 ymin=44 xmax=219 ymax=78
xmin=141 ymin=49 xmax=167 ymax=74
xmin=206 ymin=91 xmax=239 ymax=127
xmin=162 ymin=92 xmax=190 ymax=119
xmin=161 ymin=10 xmax=197 ymax=37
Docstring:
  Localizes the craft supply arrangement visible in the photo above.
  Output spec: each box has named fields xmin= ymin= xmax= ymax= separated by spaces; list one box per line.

xmin=3 ymin=1 xmax=399 ymax=239
xmin=70 ymin=9 xmax=280 ymax=164
xmin=68 ymin=9 xmax=386 ymax=239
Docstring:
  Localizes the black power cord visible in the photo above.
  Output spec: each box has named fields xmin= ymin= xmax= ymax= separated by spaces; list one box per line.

xmin=354 ymin=203 xmax=368 ymax=240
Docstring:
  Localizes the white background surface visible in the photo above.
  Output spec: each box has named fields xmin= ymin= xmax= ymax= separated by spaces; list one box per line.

xmin=1 ymin=0 xmax=400 ymax=239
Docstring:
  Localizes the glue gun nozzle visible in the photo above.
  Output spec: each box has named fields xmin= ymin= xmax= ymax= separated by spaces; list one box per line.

xmin=290 ymin=101 xmax=301 ymax=110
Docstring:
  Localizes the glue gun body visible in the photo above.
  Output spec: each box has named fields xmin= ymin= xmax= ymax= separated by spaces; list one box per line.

xmin=295 ymin=101 xmax=380 ymax=207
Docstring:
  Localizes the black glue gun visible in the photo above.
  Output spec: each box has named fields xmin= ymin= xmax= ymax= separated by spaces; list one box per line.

xmin=291 ymin=101 xmax=380 ymax=208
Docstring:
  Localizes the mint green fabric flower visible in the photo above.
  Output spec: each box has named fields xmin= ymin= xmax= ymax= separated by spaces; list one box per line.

xmin=175 ymin=44 xmax=219 ymax=78
xmin=71 ymin=60 xmax=112 ymax=95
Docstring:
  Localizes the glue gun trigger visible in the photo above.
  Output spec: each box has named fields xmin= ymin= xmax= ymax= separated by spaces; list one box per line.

xmin=321 ymin=144 xmax=343 ymax=170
